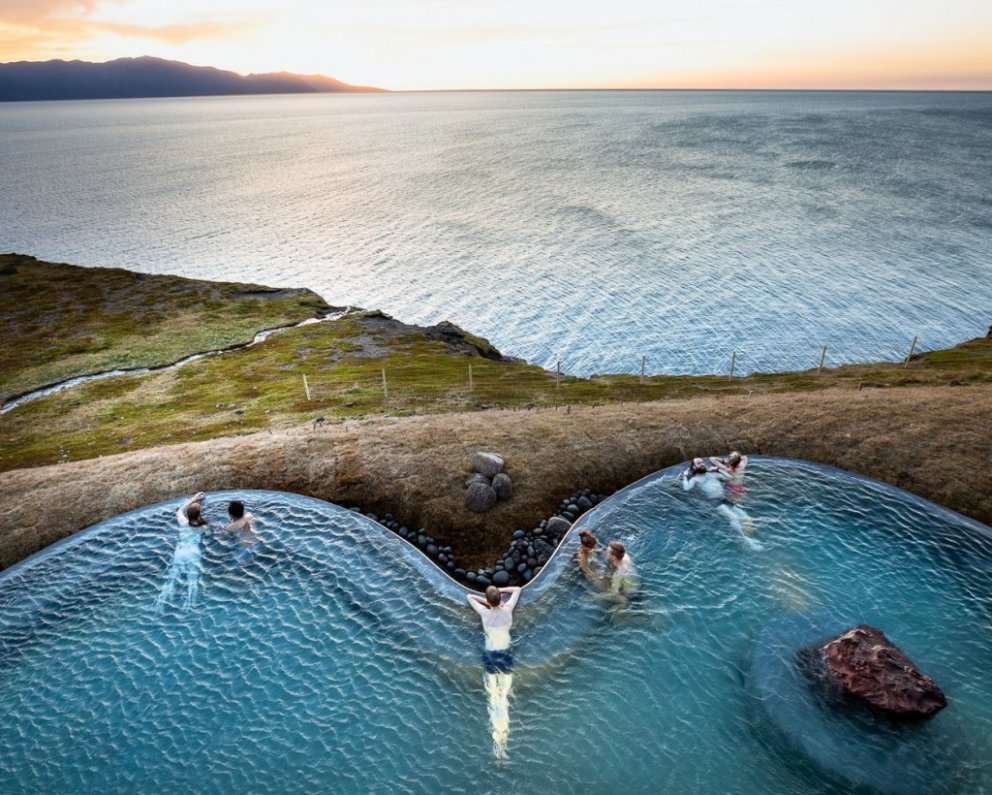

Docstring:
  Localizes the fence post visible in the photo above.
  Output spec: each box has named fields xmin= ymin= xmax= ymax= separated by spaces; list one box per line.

xmin=303 ymin=374 xmax=311 ymax=401
xmin=728 ymin=351 xmax=736 ymax=381
xmin=640 ymin=355 xmax=646 ymax=384
xmin=904 ymin=335 xmax=918 ymax=367
xmin=556 ymin=360 xmax=561 ymax=391
xmin=381 ymin=368 xmax=388 ymax=401
xmin=468 ymin=363 xmax=473 ymax=392
xmin=817 ymin=345 xmax=827 ymax=376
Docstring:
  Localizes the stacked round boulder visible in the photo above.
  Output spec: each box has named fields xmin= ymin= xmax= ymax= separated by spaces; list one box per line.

xmin=464 ymin=452 xmax=512 ymax=513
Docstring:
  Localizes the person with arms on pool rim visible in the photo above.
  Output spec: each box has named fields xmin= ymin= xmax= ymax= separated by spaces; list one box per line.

xmin=467 ymin=585 xmax=521 ymax=760
xmin=156 ymin=492 xmax=208 ymax=611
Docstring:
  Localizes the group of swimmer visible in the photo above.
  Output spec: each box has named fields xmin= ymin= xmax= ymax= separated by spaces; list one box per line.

xmin=681 ymin=451 xmax=761 ymax=551
xmin=156 ymin=492 xmax=259 ymax=610
xmin=465 ymin=450 xmax=757 ymax=759
xmin=159 ymin=453 xmax=754 ymax=758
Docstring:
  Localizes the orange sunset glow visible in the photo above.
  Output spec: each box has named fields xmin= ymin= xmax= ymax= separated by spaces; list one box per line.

xmin=2 ymin=0 xmax=991 ymax=91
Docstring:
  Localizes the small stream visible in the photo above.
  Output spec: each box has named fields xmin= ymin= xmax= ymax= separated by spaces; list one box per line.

xmin=1 ymin=307 xmax=360 ymax=415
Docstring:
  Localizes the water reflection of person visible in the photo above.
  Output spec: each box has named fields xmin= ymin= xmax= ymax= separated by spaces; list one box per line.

xmin=156 ymin=492 xmax=208 ymax=611
xmin=681 ymin=458 xmax=762 ymax=551
xmin=467 ymin=585 xmax=521 ymax=760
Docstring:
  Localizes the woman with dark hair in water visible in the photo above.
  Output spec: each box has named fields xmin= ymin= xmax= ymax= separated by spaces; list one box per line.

xmin=576 ymin=529 xmax=602 ymax=583
xmin=223 ymin=499 xmax=259 ymax=566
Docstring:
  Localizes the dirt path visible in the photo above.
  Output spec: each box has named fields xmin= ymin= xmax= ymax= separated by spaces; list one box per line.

xmin=1 ymin=385 xmax=989 ymax=570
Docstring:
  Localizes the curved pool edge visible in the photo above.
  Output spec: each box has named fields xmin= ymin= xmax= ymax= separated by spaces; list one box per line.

xmin=3 ymin=458 xmax=989 ymax=604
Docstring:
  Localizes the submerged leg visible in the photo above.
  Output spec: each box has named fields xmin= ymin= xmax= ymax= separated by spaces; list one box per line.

xmin=156 ymin=563 xmax=180 ymax=611
xmin=718 ymin=504 xmax=763 ymax=551
xmin=484 ymin=671 xmax=513 ymax=761
xmin=182 ymin=562 xmax=201 ymax=611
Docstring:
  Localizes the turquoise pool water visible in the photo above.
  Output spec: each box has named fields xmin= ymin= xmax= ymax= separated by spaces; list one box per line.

xmin=1 ymin=460 xmax=991 ymax=793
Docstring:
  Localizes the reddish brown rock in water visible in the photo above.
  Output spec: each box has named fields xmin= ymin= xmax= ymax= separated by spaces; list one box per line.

xmin=805 ymin=625 xmax=947 ymax=720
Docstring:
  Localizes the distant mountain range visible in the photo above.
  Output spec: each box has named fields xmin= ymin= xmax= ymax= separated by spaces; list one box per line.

xmin=0 ymin=56 xmax=386 ymax=101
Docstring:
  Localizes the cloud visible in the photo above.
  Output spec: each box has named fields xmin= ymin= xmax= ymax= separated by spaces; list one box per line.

xmin=87 ymin=18 xmax=263 ymax=45
xmin=0 ymin=0 xmax=105 ymax=24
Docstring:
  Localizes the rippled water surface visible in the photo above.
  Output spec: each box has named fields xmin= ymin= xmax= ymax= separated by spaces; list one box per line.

xmin=2 ymin=91 xmax=990 ymax=374
xmin=1 ymin=462 xmax=991 ymax=793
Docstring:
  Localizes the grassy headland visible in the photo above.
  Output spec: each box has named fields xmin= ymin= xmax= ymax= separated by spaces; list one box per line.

xmin=0 ymin=253 xmax=331 ymax=399
xmin=1 ymin=255 xmax=990 ymax=569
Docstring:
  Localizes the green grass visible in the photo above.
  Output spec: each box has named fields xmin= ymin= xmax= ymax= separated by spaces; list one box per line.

xmin=0 ymin=253 xmax=331 ymax=398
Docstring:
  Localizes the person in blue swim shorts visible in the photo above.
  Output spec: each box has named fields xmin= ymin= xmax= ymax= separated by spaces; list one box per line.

xmin=467 ymin=585 xmax=521 ymax=760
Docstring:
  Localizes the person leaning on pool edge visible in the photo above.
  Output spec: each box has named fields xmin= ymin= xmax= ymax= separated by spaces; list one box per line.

xmin=467 ymin=585 xmax=522 ymax=673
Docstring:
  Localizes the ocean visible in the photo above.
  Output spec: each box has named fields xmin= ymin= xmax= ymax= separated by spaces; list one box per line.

xmin=1 ymin=90 xmax=990 ymax=375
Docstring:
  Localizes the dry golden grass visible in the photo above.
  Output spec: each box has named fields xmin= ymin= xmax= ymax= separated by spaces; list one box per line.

xmin=1 ymin=385 xmax=989 ymax=570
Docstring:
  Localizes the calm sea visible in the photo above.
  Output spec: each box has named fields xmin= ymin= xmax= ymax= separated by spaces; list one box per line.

xmin=1 ymin=90 xmax=990 ymax=375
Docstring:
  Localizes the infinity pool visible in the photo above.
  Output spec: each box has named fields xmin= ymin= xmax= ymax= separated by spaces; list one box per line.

xmin=1 ymin=459 xmax=991 ymax=793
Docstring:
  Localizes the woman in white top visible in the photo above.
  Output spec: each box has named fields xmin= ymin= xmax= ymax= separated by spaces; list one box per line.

xmin=467 ymin=585 xmax=521 ymax=760
xmin=156 ymin=492 xmax=207 ymax=611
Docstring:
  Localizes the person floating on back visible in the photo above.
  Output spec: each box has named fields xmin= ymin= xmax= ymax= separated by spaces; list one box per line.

xmin=156 ymin=492 xmax=208 ymax=611
xmin=467 ymin=585 xmax=521 ymax=761
xmin=681 ymin=457 xmax=762 ymax=551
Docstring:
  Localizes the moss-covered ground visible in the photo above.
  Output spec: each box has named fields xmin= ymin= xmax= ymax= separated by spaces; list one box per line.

xmin=0 ymin=253 xmax=331 ymax=398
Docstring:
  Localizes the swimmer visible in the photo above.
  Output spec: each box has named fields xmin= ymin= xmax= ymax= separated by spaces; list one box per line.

xmin=576 ymin=529 xmax=602 ymax=583
xmin=223 ymin=500 xmax=257 ymax=541
xmin=710 ymin=451 xmax=749 ymax=503
xmin=156 ymin=492 xmax=208 ymax=611
xmin=681 ymin=458 xmax=763 ymax=551
xmin=467 ymin=585 xmax=521 ymax=760
xmin=592 ymin=541 xmax=639 ymax=607
xmin=223 ymin=500 xmax=259 ymax=566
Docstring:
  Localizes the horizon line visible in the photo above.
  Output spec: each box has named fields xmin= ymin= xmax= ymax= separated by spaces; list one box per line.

xmin=3 ymin=57 xmax=989 ymax=94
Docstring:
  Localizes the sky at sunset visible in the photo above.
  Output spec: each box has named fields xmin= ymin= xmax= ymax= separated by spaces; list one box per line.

xmin=2 ymin=0 xmax=990 ymax=91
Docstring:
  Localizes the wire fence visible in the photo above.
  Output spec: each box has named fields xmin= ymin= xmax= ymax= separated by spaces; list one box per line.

xmin=282 ymin=333 xmax=930 ymax=417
